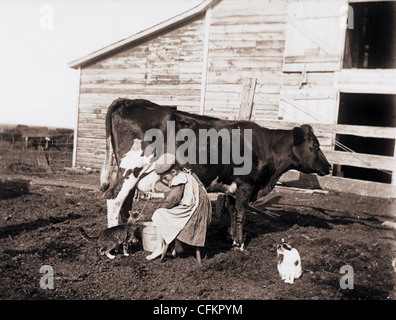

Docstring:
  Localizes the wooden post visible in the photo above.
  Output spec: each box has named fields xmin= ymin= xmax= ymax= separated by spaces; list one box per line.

xmin=392 ymin=140 xmax=396 ymax=186
xmin=72 ymin=67 xmax=81 ymax=168
xmin=239 ymin=77 xmax=257 ymax=121
xmin=199 ymin=7 xmax=211 ymax=116
xmin=36 ymin=146 xmax=53 ymax=174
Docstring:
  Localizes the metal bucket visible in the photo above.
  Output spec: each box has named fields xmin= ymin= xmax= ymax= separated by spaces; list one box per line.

xmin=140 ymin=221 xmax=157 ymax=252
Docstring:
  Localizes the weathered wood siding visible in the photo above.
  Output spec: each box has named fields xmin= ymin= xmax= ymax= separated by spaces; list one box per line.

xmin=75 ymin=16 xmax=205 ymax=168
xmin=204 ymin=0 xmax=288 ymax=120
xmin=204 ymin=0 xmax=343 ymax=152
xmin=204 ymin=0 xmax=339 ymax=126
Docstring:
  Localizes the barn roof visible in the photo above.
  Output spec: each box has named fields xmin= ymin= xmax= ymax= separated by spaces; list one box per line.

xmin=68 ymin=0 xmax=219 ymax=69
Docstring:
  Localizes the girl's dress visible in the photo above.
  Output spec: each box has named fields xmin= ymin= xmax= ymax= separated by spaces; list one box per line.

xmin=151 ymin=170 xmax=212 ymax=246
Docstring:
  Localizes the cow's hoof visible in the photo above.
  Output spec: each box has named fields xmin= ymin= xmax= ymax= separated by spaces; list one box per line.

xmin=232 ymin=241 xmax=246 ymax=252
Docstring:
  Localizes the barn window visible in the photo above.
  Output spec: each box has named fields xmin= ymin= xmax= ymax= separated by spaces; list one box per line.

xmin=343 ymin=1 xmax=396 ymax=69
xmin=283 ymin=0 xmax=348 ymax=72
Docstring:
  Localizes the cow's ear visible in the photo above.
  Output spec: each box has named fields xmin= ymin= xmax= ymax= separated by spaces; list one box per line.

xmin=293 ymin=127 xmax=305 ymax=145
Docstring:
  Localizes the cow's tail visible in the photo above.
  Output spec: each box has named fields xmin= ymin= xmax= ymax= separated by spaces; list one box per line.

xmin=79 ymin=227 xmax=98 ymax=241
xmin=100 ymin=98 xmax=123 ymax=192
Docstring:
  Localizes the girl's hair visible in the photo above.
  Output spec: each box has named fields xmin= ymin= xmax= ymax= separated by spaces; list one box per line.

xmin=172 ymin=163 xmax=184 ymax=171
xmin=162 ymin=163 xmax=183 ymax=175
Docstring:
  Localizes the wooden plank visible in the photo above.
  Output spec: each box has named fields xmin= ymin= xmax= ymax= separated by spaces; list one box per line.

xmin=73 ymin=67 xmax=81 ymax=167
xmin=79 ymin=95 xmax=200 ymax=106
xmin=211 ymin=15 xmax=287 ymax=26
xmin=208 ymin=39 xmax=285 ymax=51
xmin=339 ymin=69 xmax=396 ymax=84
xmin=206 ymin=71 xmax=302 ymax=86
xmin=324 ymin=150 xmax=395 ymax=172
xmin=331 ymin=124 xmax=396 ymax=140
xmin=255 ymin=120 xmax=396 ymax=140
xmin=209 ymin=31 xmax=286 ymax=42
xmin=80 ymin=83 xmax=202 ymax=90
xmin=209 ymin=57 xmax=283 ymax=68
xmin=393 ymin=140 xmax=396 ymax=186
xmin=337 ymin=84 xmax=396 ymax=95
xmin=209 ymin=47 xmax=284 ymax=58
xmin=337 ymin=69 xmax=396 ymax=94
xmin=238 ymin=78 xmax=257 ymax=120
xmin=285 ymin=55 xmax=340 ymax=63
xmin=80 ymin=87 xmax=201 ymax=96
xmin=213 ymin=3 xmax=288 ymax=18
xmin=36 ymin=146 xmax=53 ymax=174
xmin=200 ymin=7 xmax=211 ymax=115
xmin=77 ymin=130 xmax=106 ymax=138
xmin=280 ymin=171 xmax=396 ymax=199
xmin=210 ymin=23 xmax=286 ymax=34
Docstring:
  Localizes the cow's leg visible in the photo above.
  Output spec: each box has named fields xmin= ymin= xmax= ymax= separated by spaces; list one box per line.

xmin=107 ymin=168 xmax=158 ymax=227
xmin=107 ymin=172 xmax=144 ymax=227
xmin=106 ymin=138 xmax=155 ymax=227
xmin=100 ymin=136 xmax=114 ymax=192
xmin=120 ymin=188 xmax=135 ymax=224
xmin=232 ymin=183 xmax=252 ymax=250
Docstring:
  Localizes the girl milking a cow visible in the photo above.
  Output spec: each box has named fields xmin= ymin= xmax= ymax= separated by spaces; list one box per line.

xmin=146 ymin=153 xmax=212 ymax=261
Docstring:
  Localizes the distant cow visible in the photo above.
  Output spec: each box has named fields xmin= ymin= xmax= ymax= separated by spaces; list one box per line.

xmin=100 ymin=99 xmax=331 ymax=250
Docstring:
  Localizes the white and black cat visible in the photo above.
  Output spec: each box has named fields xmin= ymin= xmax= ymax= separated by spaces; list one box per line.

xmin=79 ymin=211 xmax=140 ymax=259
xmin=277 ymin=240 xmax=302 ymax=284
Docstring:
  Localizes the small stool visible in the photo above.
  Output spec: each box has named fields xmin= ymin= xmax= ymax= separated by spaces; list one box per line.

xmin=160 ymin=241 xmax=203 ymax=266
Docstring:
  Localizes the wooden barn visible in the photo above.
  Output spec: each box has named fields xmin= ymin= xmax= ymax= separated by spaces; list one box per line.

xmin=69 ymin=0 xmax=396 ymax=196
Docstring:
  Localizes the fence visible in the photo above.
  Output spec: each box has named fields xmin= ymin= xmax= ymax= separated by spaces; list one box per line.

xmin=0 ymin=131 xmax=74 ymax=174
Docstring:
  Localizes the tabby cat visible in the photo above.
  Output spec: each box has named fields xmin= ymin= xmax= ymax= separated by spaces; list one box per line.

xmin=79 ymin=211 xmax=140 ymax=259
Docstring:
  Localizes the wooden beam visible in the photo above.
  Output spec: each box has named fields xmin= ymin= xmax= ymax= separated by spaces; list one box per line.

xmin=324 ymin=150 xmax=395 ymax=172
xmin=238 ymin=77 xmax=257 ymax=120
xmin=255 ymin=119 xmax=396 ymax=140
xmin=199 ymin=7 xmax=212 ymax=115
xmin=72 ymin=67 xmax=81 ymax=168
xmin=393 ymin=140 xmax=396 ymax=186
xmin=337 ymin=69 xmax=396 ymax=94
xmin=36 ymin=146 xmax=53 ymax=174
xmin=279 ymin=171 xmax=396 ymax=200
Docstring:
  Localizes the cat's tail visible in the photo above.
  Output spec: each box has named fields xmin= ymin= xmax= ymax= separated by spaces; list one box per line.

xmin=79 ymin=227 xmax=98 ymax=241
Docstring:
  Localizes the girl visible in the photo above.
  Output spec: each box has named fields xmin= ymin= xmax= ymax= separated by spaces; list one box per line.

xmin=146 ymin=153 xmax=212 ymax=261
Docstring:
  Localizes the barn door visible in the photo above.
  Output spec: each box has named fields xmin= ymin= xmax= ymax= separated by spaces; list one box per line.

xmin=279 ymin=87 xmax=337 ymax=150
xmin=279 ymin=88 xmax=337 ymax=124
xmin=283 ymin=0 xmax=348 ymax=72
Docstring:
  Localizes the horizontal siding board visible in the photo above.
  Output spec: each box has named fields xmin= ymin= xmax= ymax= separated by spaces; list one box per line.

xmin=211 ymin=14 xmax=287 ymax=25
xmin=209 ymin=31 xmax=286 ymax=41
xmin=210 ymin=23 xmax=286 ymax=34
xmin=213 ymin=2 xmax=288 ymax=17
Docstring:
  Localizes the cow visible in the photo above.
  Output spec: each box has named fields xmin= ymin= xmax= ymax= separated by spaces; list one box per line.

xmin=100 ymin=98 xmax=331 ymax=250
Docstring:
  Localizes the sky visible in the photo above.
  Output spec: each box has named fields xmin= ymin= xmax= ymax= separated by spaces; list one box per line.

xmin=0 ymin=0 xmax=201 ymax=128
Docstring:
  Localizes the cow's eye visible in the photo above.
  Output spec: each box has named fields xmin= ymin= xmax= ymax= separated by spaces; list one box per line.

xmin=310 ymin=146 xmax=319 ymax=152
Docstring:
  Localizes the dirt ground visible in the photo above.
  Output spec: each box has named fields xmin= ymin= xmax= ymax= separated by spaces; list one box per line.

xmin=0 ymin=172 xmax=395 ymax=300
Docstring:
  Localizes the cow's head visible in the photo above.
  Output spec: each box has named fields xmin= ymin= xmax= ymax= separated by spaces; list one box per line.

xmin=291 ymin=125 xmax=331 ymax=176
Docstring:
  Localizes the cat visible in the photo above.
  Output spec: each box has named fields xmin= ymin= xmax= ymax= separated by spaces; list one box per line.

xmin=79 ymin=211 xmax=140 ymax=259
xmin=277 ymin=239 xmax=302 ymax=284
